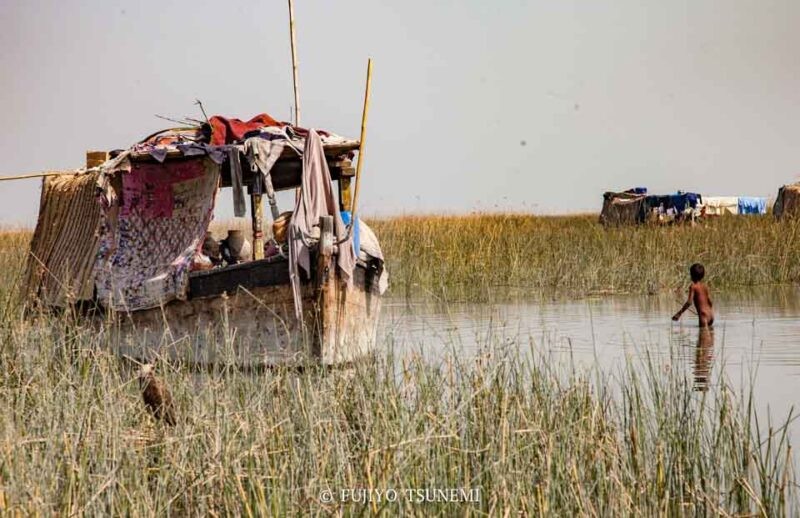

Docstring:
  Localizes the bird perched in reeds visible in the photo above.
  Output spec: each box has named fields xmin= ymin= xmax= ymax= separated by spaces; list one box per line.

xmin=138 ymin=364 xmax=176 ymax=426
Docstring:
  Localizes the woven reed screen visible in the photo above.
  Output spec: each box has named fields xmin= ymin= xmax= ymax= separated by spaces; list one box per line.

xmin=23 ymin=172 xmax=102 ymax=306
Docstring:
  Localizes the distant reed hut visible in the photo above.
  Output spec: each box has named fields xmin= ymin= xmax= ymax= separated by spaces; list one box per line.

xmin=600 ymin=189 xmax=702 ymax=226
xmin=773 ymin=184 xmax=800 ymax=219
xmin=599 ymin=190 xmax=647 ymax=226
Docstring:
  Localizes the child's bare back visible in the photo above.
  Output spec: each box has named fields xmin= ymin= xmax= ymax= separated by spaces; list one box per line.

xmin=672 ymin=263 xmax=714 ymax=327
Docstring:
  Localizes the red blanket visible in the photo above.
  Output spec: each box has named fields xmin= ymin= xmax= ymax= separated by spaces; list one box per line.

xmin=208 ymin=113 xmax=284 ymax=145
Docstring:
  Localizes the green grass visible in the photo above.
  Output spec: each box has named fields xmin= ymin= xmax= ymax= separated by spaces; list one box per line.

xmin=368 ymin=213 xmax=800 ymax=301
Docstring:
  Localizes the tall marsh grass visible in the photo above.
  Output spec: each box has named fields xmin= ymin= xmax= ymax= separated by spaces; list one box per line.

xmin=12 ymin=213 xmax=800 ymax=300
xmin=0 ymin=315 xmax=796 ymax=515
xmin=0 ymin=219 xmax=797 ymax=514
xmin=369 ymin=214 xmax=800 ymax=301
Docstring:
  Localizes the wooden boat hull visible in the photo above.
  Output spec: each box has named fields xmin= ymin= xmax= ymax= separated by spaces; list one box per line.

xmin=106 ymin=257 xmax=381 ymax=367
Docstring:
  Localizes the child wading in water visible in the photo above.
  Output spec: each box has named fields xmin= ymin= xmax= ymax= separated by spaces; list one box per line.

xmin=672 ymin=263 xmax=714 ymax=327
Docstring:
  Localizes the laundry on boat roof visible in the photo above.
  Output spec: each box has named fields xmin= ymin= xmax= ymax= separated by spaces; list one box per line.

xmin=126 ymin=113 xmax=358 ymax=166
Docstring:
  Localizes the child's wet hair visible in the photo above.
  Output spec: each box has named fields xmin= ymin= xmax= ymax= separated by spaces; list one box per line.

xmin=690 ymin=263 xmax=705 ymax=282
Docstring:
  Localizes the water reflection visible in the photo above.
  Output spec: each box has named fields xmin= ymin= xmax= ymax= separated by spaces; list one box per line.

xmin=381 ymin=286 xmax=800 ymax=436
xmin=693 ymin=327 xmax=715 ymax=392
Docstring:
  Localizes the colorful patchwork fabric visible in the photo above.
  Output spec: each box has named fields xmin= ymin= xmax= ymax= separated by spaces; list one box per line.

xmin=95 ymin=157 xmax=219 ymax=311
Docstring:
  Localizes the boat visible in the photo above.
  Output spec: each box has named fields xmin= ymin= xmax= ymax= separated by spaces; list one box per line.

xmin=21 ymin=105 xmax=386 ymax=367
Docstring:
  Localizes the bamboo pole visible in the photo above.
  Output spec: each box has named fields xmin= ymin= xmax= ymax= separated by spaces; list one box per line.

xmin=349 ymin=58 xmax=373 ymax=227
xmin=288 ymin=0 xmax=302 ymax=202
xmin=0 ymin=170 xmax=85 ymax=182
xmin=288 ymin=0 xmax=301 ymax=127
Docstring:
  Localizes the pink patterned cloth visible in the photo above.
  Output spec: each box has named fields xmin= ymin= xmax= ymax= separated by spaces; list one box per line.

xmin=120 ymin=160 xmax=204 ymax=219
xmin=95 ymin=158 xmax=219 ymax=311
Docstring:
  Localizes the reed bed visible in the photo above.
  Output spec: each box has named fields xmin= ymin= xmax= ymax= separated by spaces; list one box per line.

xmin=0 ymin=311 xmax=795 ymax=515
xmin=12 ymin=212 xmax=800 ymax=301
xmin=0 ymin=220 xmax=797 ymax=514
xmin=369 ymin=213 xmax=800 ymax=301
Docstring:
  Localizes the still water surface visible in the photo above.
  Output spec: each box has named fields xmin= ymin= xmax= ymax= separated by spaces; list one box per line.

xmin=381 ymin=286 xmax=800 ymax=432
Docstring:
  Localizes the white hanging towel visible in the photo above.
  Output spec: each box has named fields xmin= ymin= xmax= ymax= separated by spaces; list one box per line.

xmin=701 ymin=196 xmax=739 ymax=215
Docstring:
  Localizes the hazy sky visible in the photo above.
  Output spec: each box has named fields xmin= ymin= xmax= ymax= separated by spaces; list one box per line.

xmin=1 ymin=0 xmax=799 ymax=224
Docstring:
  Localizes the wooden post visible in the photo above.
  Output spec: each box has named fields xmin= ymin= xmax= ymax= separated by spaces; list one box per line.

xmin=86 ymin=151 xmax=109 ymax=168
xmin=288 ymin=0 xmax=301 ymax=127
xmin=338 ymin=178 xmax=352 ymax=212
xmin=315 ymin=215 xmax=334 ymax=360
xmin=349 ymin=59 xmax=373 ymax=223
xmin=250 ymin=185 xmax=264 ymax=261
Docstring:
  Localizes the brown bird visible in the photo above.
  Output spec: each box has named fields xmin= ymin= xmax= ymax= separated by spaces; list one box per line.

xmin=138 ymin=364 xmax=176 ymax=426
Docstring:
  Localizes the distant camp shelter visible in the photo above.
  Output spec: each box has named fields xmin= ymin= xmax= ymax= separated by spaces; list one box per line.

xmin=773 ymin=184 xmax=800 ymax=219
xmin=20 ymin=109 xmax=387 ymax=367
xmin=599 ymin=190 xmax=646 ymax=226
xmin=600 ymin=188 xmax=702 ymax=226
xmin=600 ymin=187 xmax=771 ymax=225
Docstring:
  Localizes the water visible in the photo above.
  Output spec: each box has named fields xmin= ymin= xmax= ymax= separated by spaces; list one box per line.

xmin=381 ymin=286 xmax=800 ymax=434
